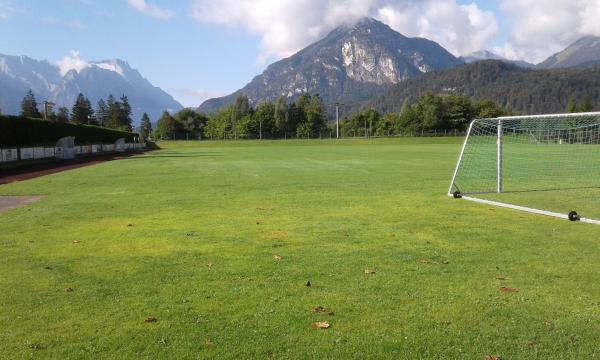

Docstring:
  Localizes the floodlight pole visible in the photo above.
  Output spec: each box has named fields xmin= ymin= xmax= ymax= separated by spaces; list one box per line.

xmin=497 ymin=119 xmax=503 ymax=194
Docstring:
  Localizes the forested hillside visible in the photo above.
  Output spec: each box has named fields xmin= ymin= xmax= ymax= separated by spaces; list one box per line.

xmin=370 ymin=60 xmax=600 ymax=114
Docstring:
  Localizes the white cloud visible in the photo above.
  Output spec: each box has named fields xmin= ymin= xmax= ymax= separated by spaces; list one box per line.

xmin=57 ymin=51 xmax=90 ymax=76
xmin=189 ymin=0 xmax=498 ymax=63
xmin=377 ymin=1 xmax=498 ymax=56
xmin=127 ymin=0 xmax=173 ymax=20
xmin=495 ymin=0 xmax=600 ymax=63
xmin=0 ymin=1 xmax=24 ymax=20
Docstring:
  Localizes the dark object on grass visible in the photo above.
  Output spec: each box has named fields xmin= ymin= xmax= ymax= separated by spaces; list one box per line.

xmin=453 ymin=191 xmax=462 ymax=199
xmin=305 ymin=281 xmax=311 ymax=287
xmin=568 ymin=211 xmax=580 ymax=222
xmin=144 ymin=317 xmax=158 ymax=323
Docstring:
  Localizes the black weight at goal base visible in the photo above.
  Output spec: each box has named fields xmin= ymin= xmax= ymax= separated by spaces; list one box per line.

xmin=449 ymin=112 xmax=600 ymax=225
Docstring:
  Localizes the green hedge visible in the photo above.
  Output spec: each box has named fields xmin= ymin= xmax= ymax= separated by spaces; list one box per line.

xmin=0 ymin=115 xmax=138 ymax=147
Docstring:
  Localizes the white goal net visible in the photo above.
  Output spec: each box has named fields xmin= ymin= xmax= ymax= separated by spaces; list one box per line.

xmin=449 ymin=112 xmax=600 ymax=224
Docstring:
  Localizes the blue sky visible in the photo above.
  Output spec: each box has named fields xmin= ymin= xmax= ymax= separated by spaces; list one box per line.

xmin=1 ymin=0 xmax=598 ymax=107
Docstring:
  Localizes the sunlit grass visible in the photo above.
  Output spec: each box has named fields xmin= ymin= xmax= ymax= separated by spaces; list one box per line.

xmin=0 ymin=138 xmax=598 ymax=359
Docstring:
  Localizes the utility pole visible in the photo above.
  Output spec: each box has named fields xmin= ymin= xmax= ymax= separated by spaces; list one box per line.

xmin=43 ymin=101 xmax=55 ymax=121
xmin=259 ymin=118 xmax=262 ymax=140
xmin=335 ymin=103 xmax=344 ymax=139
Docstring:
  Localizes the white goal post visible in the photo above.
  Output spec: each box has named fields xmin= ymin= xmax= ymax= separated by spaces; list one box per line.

xmin=448 ymin=112 xmax=600 ymax=225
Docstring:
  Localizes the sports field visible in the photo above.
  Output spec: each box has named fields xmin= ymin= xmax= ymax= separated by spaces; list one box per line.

xmin=1 ymin=138 xmax=599 ymax=359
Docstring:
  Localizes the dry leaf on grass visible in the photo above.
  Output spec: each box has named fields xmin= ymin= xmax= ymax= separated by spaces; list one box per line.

xmin=206 ymin=262 xmax=213 ymax=269
xmin=144 ymin=317 xmax=157 ymax=323
xmin=205 ymin=339 xmax=215 ymax=348
xmin=500 ymin=287 xmax=518 ymax=293
xmin=256 ymin=208 xmax=267 ymax=211
xmin=311 ymin=306 xmax=327 ymax=313
xmin=312 ymin=321 xmax=330 ymax=329
xmin=64 ymin=287 xmax=74 ymax=292
xmin=527 ymin=340 xmax=535 ymax=349
xmin=440 ymin=260 xmax=450 ymax=265
xmin=364 ymin=268 xmax=376 ymax=274
xmin=419 ymin=259 xmax=431 ymax=265
xmin=485 ymin=356 xmax=501 ymax=360
xmin=73 ymin=240 xmax=81 ymax=244
xmin=496 ymin=277 xmax=507 ymax=280
xmin=273 ymin=255 xmax=282 ymax=261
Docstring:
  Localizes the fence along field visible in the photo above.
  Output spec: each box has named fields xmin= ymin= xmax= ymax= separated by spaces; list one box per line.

xmin=0 ymin=115 xmax=144 ymax=167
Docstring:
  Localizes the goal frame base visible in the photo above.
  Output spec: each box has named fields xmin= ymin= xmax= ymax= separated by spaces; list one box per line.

xmin=448 ymin=193 xmax=600 ymax=225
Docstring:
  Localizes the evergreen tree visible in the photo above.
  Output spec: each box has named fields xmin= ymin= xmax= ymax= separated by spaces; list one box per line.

xmin=105 ymin=94 xmax=121 ymax=129
xmin=139 ymin=113 xmax=153 ymax=140
xmin=96 ymin=98 xmax=108 ymax=127
xmin=56 ymin=107 xmax=69 ymax=123
xmin=120 ymin=95 xmax=133 ymax=131
xmin=71 ymin=93 xmax=95 ymax=125
xmin=20 ymin=90 xmax=42 ymax=118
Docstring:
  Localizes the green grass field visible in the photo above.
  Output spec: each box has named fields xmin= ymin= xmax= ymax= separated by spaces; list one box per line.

xmin=1 ymin=138 xmax=599 ymax=359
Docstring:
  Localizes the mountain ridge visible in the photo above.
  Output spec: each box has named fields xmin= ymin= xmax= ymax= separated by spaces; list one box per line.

xmin=537 ymin=35 xmax=600 ymax=69
xmin=197 ymin=18 xmax=463 ymax=114
xmin=0 ymin=53 xmax=183 ymax=124
xmin=369 ymin=60 xmax=600 ymax=114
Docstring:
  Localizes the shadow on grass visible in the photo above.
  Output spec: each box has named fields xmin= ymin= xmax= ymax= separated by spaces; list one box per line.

xmin=130 ymin=152 xmax=223 ymax=159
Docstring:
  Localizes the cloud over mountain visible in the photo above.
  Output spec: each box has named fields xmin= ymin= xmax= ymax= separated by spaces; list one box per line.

xmin=495 ymin=0 xmax=600 ymax=63
xmin=190 ymin=0 xmax=498 ymax=63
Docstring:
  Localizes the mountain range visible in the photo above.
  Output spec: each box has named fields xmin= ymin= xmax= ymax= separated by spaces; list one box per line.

xmin=369 ymin=60 xmax=600 ymax=114
xmin=198 ymin=18 xmax=600 ymax=115
xmin=0 ymin=54 xmax=183 ymax=124
xmin=197 ymin=18 xmax=462 ymax=114
xmin=2 ymin=17 xmax=600 ymax=124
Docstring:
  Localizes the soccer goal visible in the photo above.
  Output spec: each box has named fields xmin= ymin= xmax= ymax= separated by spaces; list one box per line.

xmin=449 ymin=112 xmax=600 ymax=225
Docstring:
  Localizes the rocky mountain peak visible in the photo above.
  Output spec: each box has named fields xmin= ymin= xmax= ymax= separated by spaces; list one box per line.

xmin=198 ymin=18 xmax=463 ymax=114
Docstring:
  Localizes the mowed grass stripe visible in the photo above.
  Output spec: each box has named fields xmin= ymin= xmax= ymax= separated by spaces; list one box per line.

xmin=0 ymin=138 xmax=598 ymax=359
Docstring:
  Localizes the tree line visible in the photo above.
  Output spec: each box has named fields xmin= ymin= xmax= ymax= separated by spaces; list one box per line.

xmin=19 ymin=89 xmax=136 ymax=133
xmin=154 ymin=93 xmax=329 ymax=140
xmin=341 ymin=93 xmax=507 ymax=137
xmin=154 ymin=92 xmax=507 ymax=140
